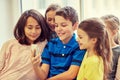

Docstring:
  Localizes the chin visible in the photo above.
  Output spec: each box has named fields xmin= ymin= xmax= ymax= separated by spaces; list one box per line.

xmin=80 ymin=47 xmax=85 ymax=50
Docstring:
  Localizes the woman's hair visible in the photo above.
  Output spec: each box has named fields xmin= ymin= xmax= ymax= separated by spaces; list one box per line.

xmin=101 ymin=14 xmax=120 ymax=44
xmin=78 ymin=18 xmax=112 ymax=80
xmin=45 ymin=4 xmax=61 ymax=20
xmin=14 ymin=9 xmax=50 ymax=45
xmin=55 ymin=6 xmax=78 ymax=25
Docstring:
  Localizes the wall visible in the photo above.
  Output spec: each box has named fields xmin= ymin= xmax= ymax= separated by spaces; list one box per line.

xmin=0 ymin=0 xmax=21 ymax=48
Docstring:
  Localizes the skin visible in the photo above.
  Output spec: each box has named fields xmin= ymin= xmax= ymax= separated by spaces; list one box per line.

xmin=54 ymin=15 xmax=76 ymax=44
xmin=24 ymin=17 xmax=41 ymax=44
xmin=105 ymin=23 xmax=119 ymax=47
xmin=77 ymin=28 xmax=97 ymax=57
xmin=46 ymin=10 xmax=56 ymax=31
xmin=31 ymin=15 xmax=79 ymax=80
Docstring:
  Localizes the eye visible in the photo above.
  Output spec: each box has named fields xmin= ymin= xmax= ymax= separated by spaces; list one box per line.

xmin=36 ymin=25 xmax=41 ymax=29
xmin=61 ymin=23 xmax=67 ymax=27
xmin=78 ymin=36 xmax=83 ymax=39
xmin=26 ymin=26 xmax=32 ymax=29
xmin=48 ymin=18 xmax=52 ymax=21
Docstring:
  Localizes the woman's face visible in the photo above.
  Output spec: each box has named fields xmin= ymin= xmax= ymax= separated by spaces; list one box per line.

xmin=24 ymin=17 xmax=41 ymax=44
xmin=46 ymin=10 xmax=56 ymax=31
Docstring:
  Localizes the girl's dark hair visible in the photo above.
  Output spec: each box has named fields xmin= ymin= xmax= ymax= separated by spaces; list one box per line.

xmin=56 ymin=6 xmax=78 ymax=25
xmin=45 ymin=4 xmax=61 ymax=20
xmin=78 ymin=18 xmax=112 ymax=80
xmin=101 ymin=14 xmax=120 ymax=44
xmin=14 ymin=9 xmax=50 ymax=45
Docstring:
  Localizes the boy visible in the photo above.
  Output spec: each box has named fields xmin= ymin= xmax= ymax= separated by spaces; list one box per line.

xmin=31 ymin=6 xmax=85 ymax=80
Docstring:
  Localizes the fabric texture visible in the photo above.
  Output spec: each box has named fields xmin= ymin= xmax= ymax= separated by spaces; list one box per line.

xmin=0 ymin=39 xmax=47 ymax=80
xmin=77 ymin=52 xmax=104 ymax=80
xmin=41 ymin=34 xmax=85 ymax=78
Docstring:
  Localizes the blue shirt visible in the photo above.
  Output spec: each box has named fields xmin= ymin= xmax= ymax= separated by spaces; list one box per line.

xmin=41 ymin=34 xmax=85 ymax=78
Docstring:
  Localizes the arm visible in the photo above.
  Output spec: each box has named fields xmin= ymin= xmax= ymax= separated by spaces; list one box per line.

xmin=47 ymin=65 xmax=80 ymax=80
xmin=115 ymin=56 xmax=120 ymax=80
xmin=31 ymin=51 xmax=49 ymax=80
xmin=47 ymin=47 xmax=85 ymax=80
xmin=0 ymin=41 xmax=9 ymax=72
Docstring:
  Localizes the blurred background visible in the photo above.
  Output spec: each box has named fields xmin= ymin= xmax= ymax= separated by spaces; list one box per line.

xmin=1 ymin=0 xmax=120 ymax=48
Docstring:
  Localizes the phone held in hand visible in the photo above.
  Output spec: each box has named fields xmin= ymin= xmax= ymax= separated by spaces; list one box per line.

xmin=31 ymin=44 xmax=40 ymax=57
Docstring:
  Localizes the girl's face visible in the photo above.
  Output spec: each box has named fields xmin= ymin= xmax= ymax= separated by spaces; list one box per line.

xmin=46 ymin=10 xmax=56 ymax=31
xmin=55 ymin=15 xmax=76 ymax=44
xmin=77 ymin=28 xmax=94 ymax=50
xmin=24 ymin=17 xmax=41 ymax=44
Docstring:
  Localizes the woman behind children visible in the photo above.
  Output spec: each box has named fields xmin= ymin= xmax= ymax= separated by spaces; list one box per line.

xmin=77 ymin=18 xmax=112 ymax=80
xmin=45 ymin=4 xmax=61 ymax=38
xmin=0 ymin=9 xmax=50 ymax=80
xmin=101 ymin=15 xmax=120 ymax=80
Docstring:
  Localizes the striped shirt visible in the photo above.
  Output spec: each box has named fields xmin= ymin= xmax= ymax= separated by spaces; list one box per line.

xmin=41 ymin=34 xmax=85 ymax=78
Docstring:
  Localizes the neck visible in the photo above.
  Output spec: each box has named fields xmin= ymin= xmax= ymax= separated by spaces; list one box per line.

xmin=87 ymin=49 xmax=97 ymax=57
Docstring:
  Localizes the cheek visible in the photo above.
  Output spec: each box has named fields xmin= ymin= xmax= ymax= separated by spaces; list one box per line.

xmin=37 ymin=29 xmax=41 ymax=35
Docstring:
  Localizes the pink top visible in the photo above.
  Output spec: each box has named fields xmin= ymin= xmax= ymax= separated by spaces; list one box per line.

xmin=0 ymin=39 xmax=47 ymax=80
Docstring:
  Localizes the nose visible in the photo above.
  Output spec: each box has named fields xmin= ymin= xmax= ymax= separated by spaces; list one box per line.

xmin=31 ymin=28 xmax=36 ymax=33
xmin=56 ymin=26 xmax=62 ymax=31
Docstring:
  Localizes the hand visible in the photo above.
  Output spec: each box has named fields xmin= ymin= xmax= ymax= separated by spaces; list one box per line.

xmin=30 ymin=50 xmax=41 ymax=68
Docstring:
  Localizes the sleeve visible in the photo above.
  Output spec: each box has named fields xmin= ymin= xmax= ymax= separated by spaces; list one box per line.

xmin=71 ymin=47 xmax=86 ymax=66
xmin=84 ymin=61 xmax=103 ymax=80
xmin=41 ymin=42 xmax=51 ymax=65
xmin=0 ymin=41 xmax=9 ymax=72
xmin=115 ymin=56 xmax=120 ymax=80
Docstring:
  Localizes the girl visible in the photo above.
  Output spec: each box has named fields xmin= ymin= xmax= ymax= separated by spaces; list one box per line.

xmin=101 ymin=15 xmax=120 ymax=80
xmin=0 ymin=9 xmax=50 ymax=80
xmin=77 ymin=18 xmax=112 ymax=80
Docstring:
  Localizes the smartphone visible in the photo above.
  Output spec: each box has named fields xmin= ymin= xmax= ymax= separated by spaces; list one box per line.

xmin=31 ymin=44 xmax=40 ymax=57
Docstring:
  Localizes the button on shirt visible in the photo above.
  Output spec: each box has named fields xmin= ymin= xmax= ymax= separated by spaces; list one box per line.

xmin=41 ymin=34 xmax=86 ymax=78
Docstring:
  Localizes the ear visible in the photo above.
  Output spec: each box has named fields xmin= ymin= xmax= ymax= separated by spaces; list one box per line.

xmin=73 ymin=21 xmax=79 ymax=31
xmin=92 ymin=38 xmax=97 ymax=44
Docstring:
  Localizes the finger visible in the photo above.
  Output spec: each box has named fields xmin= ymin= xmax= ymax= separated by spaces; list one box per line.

xmin=31 ymin=49 xmax=36 ymax=57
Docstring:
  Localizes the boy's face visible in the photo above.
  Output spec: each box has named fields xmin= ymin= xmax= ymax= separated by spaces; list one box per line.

xmin=55 ymin=15 xmax=75 ymax=44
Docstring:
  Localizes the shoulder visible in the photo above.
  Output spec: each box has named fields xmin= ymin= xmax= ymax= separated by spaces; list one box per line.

xmin=0 ymin=39 xmax=19 ymax=53
xmin=47 ymin=38 xmax=59 ymax=45
xmin=86 ymin=55 xmax=103 ymax=65
xmin=2 ymin=39 xmax=18 ymax=47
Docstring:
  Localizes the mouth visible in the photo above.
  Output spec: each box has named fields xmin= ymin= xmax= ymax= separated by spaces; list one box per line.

xmin=57 ymin=32 xmax=65 ymax=37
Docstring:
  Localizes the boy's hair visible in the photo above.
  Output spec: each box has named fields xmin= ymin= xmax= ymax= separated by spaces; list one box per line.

xmin=78 ymin=18 xmax=112 ymax=80
xmin=14 ymin=9 xmax=50 ymax=45
xmin=101 ymin=14 xmax=120 ymax=44
xmin=56 ymin=6 xmax=78 ymax=25
xmin=45 ymin=4 xmax=61 ymax=20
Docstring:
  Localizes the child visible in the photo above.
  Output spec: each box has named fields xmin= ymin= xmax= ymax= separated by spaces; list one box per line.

xmin=31 ymin=6 xmax=85 ymax=80
xmin=77 ymin=18 xmax=112 ymax=80
xmin=101 ymin=15 xmax=120 ymax=80
xmin=0 ymin=9 xmax=50 ymax=80
xmin=45 ymin=4 xmax=61 ymax=39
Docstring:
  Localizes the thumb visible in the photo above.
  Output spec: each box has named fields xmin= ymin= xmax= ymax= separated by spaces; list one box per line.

xmin=31 ymin=49 xmax=36 ymax=57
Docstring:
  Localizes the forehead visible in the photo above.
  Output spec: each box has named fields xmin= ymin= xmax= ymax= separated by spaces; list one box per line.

xmin=46 ymin=10 xmax=56 ymax=17
xmin=55 ymin=15 xmax=71 ymax=24
xmin=77 ymin=28 xmax=88 ymax=36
